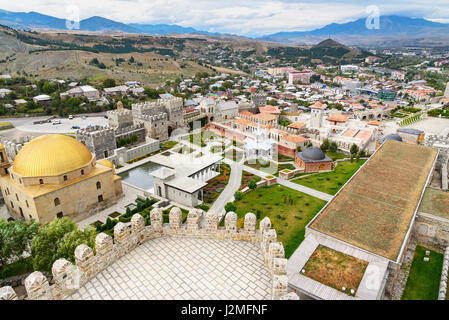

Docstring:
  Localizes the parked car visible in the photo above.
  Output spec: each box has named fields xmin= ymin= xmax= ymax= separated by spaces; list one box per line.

xmin=52 ymin=120 xmax=61 ymax=125
xmin=71 ymin=125 xmax=80 ymax=129
xmin=82 ymin=116 xmax=87 ymax=120
xmin=69 ymin=115 xmax=74 ymax=120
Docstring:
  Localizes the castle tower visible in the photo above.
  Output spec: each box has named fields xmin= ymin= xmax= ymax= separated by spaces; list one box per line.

xmin=0 ymin=144 xmax=10 ymax=176
xmin=444 ymin=82 xmax=449 ymax=99
xmin=310 ymin=101 xmax=327 ymax=128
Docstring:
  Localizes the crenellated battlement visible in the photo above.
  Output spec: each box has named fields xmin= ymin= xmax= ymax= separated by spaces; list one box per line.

xmin=0 ymin=208 xmax=295 ymax=301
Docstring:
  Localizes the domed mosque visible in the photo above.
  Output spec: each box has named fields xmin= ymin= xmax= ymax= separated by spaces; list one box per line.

xmin=0 ymin=134 xmax=122 ymax=223
xmin=295 ymin=146 xmax=333 ymax=173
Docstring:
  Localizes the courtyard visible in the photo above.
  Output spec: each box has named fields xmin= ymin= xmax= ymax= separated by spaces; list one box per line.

xmin=401 ymin=245 xmax=443 ymax=300
xmin=67 ymin=237 xmax=272 ymax=300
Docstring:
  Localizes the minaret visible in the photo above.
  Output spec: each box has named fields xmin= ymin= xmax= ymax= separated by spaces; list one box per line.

xmin=0 ymin=144 xmax=10 ymax=176
xmin=310 ymin=101 xmax=327 ymax=128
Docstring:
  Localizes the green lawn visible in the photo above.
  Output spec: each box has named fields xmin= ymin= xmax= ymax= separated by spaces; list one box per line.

xmin=402 ymin=245 xmax=443 ymax=300
xmin=326 ymin=151 xmax=349 ymax=161
xmin=292 ymin=160 xmax=365 ymax=195
xmin=234 ymin=185 xmax=327 ymax=258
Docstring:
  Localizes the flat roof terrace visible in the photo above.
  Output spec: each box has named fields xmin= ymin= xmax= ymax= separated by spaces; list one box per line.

xmin=308 ymin=140 xmax=438 ymax=261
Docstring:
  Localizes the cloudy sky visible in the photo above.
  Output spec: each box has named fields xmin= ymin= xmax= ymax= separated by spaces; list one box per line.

xmin=2 ymin=0 xmax=449 ymax=36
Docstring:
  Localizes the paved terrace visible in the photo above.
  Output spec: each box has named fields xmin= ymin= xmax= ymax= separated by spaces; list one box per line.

xmin=67 ymin=237 xmax=272 ymax=300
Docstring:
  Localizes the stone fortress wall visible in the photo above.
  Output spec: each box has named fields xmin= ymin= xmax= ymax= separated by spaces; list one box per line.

xmin=0 ymin=208 xmax=298 ymax=301
xmin=1 ymin=135 xmax=34 ymax=161
xmin=75 ymin=126 xmax=116 ymax=160
xmin=425 ymin=129 xmax=449 ymax=190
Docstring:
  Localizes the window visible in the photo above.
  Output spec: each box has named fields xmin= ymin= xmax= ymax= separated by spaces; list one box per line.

xmin=0 ymin=152 xmax=4 ymax=162
xmin=26 ymin=200 xmax=29 ymax=208
xmin=39 ymin=179 xmax=43 ymax=185
xmin=81 ymin=169 xmax=84 ymax=175
xmin=98 ymin=195 xmax=103 ymax=202
xmin=56 ymin=212 xmax=63 ymax=219
xmin=54 ymin=198 xmax=60 ymax=206
xmin=10 ymin=201 xmax=13 ymax=209
xmin=96 ymin=181 xmax=101 ymax=189
xmin=15 ymin=193 xmax=18 ymax=201
xmin=63 ymin=175 xmax=67 ymax=181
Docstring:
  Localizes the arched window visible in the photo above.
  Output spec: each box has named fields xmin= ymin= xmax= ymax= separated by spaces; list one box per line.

xmin=81 ymin=169 xmax=84 ymax=175
xmin=39 ymin=179 xmax=43 ymax=185
xmin=54 ymin=198 xmax=60 ymax=206
xmin=96 ymin=181 xmax=101 ymax=189
xmin=63 ymin=175 xmax=67 ymax=181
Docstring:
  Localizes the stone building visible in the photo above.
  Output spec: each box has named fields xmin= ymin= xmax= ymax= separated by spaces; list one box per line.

xmin=294 ymin=146 xmax=332 ymax=172
xmin=76 ymin=126 xmax=116 ymax=159
xmin=132 ymin=96 xmax=184 ymax=135
xmin=107 ymin=109 xmax=134 ymax=130
xmin=0 ymin=134 xmax=123 ymax=223
xmin=309 ymin=101 xmax=327 ymax=128
xmin=251 ymin=92 xmax=268 ymax=107
xmin=244 ymin=123 xmax=277 ymax=161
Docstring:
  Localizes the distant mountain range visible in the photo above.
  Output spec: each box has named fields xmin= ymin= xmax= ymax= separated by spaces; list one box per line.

xmin=1 ymin=10 xmax=449 ymax=46
xmin=259 ymin=15 xmax=449 ymax=45
xmin=0 ymin=9 xmax=218 ymax=36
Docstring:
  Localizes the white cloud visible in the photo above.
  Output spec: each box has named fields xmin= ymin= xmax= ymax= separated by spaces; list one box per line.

xmin=2 ymin=0 xmax=449 ymax=36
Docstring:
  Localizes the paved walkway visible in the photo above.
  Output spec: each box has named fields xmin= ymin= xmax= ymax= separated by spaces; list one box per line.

xmin=67 ymin=237 xmax=272 ymax=300
xmin=208 ymin=160 xmax=243 ymax=217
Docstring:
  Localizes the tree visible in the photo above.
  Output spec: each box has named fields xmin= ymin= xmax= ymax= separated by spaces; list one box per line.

xmin=296 ymin=146 xmax=302 ymax=152
xmin=248 ymin=179 xmax=257 ymax=190
xmin=329 ymin=141 xmax=338 ymax=153
xmin=55 ymin=226 xmax=97 ymax=263
xmin=103 ymin=78 xmax=116 ymax=88
xmin=234 ymin=191 xmax=243 ymax=201
xmin=31 ymin=217 xmax=77 ymax=271
xmin=320 ymin=138 xmax=330 ymax=153
xmin=0 ymin=219 xmax=40 ymax=271
xmin=224 ymin=202 xmax=237 ymax=213
xmin=350 ymin=143 xmax=359 ymax=155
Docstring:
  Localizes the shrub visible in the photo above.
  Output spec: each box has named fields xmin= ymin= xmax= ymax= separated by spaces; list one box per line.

xmin=234 ymin=191 xmax=243 ymax=201
xmin=248 ymin=179 xmax=257 ymax=190
xmin=224 ymin=202 xmax=237 ymax=213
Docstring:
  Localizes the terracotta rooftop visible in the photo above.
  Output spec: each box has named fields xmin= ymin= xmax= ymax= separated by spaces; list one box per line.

xmin=310 ymin=101 xmax=327 ymax=110
xmin=252 ymin=112 xmax=277 ymax=122
xmin=368 ymin=121 xmax=381 ymax=126
xmin=258 ymin=105 xmax=281 ymax=114
xmin=326 ymin=115 xmax=349 ymax=123
xmin=288 ymin=122 xmax=307 ymax=129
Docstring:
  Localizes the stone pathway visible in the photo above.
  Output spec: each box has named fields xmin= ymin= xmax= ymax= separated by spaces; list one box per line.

xmin=67 ymin=237 xmax=272 ymax=300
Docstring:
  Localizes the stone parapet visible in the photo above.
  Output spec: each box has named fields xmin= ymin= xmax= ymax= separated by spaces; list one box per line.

xmin=1 ymin=209 xmax=287 ymax=300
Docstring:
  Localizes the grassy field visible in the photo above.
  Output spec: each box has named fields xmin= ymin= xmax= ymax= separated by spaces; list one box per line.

xmin=292 ymin=160 xmax=365 ymax=195
xmin=419 ymin=188 xmax=449 ymax=220
xmin=326 ymin=151 xmax=349 ymax=161
xmin=234 ymin=185 xmax=327 ymax=258
xmin=402 ymin=245 xmax=443 ymax=300
xmin=303 ymin=245 xmax=368 ymax=295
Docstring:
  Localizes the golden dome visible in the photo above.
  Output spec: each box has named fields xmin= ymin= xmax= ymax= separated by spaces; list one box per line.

xmin=13 ymin=134 xmax=93 ymax=177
